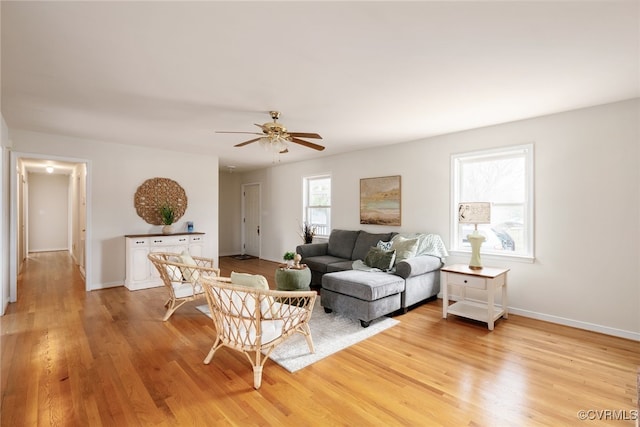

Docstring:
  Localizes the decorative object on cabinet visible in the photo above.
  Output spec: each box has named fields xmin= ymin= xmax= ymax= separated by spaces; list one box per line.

xmin=148 ymin=251 xmax=220 ymax=321
xmin=124 ymin=233 xmax=206 ymax=291
xmin=458 ymin=202 xmax=491 ymax=270
xmin=134 ymin=177 xmax=187 ymax=225
xmin=360 ymin=175 xmax=401 ymax=226
xmin=160 ymin=204 xmax=175 ymax=234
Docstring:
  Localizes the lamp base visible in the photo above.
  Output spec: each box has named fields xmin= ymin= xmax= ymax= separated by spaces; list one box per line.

xmin=467 ymin=231 xmax=486 ymax=270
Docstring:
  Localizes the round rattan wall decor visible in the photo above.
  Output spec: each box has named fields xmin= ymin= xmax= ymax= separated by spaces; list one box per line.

xmin=134 ymin=177 xmax=188 ymax=225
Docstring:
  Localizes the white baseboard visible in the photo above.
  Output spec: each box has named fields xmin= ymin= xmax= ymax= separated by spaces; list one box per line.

xmin=507 ymin=307 xmax=640 ymax=341
xmin=91 ymin=281 xmax=123 ymax=290
xmin=29 ymin=248 xmax=68 ymax=253
xmin=439 ymin=294 xmax=639 ymax=341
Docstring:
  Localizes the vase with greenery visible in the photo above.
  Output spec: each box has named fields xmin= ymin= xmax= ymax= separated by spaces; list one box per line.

xmin=160 ymin=204 xmax=175 ymax=235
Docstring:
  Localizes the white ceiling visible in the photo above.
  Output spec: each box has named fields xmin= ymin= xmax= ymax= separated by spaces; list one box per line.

xmin=2 ymin=1 xmax=638 ymax=172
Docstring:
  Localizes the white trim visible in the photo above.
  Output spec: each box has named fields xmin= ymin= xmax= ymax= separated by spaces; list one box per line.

xmin=450 ymin=143 xmax=535 ymax=258
xmin=302 ymin=173 xmax=331 ymax=237
xmin=508 ymin=306 xmax=640 ymax=341
xmin=448 ymin=250 xmax=535 ymax=264
xmin=10 ymin=151 xmax=92 ymax=301
xmin=438 ymin=295 xmax=639 ymax=341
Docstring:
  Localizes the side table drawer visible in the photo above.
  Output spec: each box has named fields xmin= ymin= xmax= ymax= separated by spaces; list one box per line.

xmin=446 ymin=272 xmax=486 ymax=289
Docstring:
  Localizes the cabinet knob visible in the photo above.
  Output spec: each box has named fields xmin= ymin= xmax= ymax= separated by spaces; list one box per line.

xmin=464 ymin=280 xmax=468 ymax=283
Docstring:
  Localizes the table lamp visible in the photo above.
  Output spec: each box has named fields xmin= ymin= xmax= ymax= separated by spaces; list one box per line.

xmin=458 ymin=202 xmax=491 ymax=270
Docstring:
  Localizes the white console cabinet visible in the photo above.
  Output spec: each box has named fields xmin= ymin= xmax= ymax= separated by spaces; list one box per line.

xmin=125 ymin=233 xmax=206 ymax=291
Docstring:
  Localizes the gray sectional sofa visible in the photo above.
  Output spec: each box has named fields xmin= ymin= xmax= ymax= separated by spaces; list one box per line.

xmin=296 ymin=229 xmax=447 ymax=327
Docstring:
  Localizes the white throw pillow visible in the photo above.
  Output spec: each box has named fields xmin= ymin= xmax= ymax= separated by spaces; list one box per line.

xmin=178 ymin=251 xmax=200 ymax=282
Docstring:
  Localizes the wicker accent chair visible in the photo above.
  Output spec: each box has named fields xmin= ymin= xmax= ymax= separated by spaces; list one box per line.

xmin=147 ymin=252 xmax=221 ymax=321
xmin=201 ymin=276 xmax=317 ymax=389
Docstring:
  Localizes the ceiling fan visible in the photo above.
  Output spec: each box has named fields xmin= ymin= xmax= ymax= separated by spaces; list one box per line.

xmin=216 ymin=111 xmax=325 ymax=154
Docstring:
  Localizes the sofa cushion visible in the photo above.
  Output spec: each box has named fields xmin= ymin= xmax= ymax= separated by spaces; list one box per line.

xmin=322 ymin=270 xmax=405 ymax=301
xmin=327 ymin=229 xmax=360 ymax=259
xmin=326 ymin=260 xmax=354 ymax=273
xmin=303 ymin=255 xmax=348 ymax=274
xmin=351 ymin=231 xmax=394 ymax=261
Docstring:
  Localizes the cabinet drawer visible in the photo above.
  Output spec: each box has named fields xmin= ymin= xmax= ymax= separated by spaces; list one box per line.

xmin=128 ymin=238 xmax=148 ymax=247
xmin=446 ymin=272 xmax=486 ymax=289
xmin=150 ymin=236 xmax=188 ymax=246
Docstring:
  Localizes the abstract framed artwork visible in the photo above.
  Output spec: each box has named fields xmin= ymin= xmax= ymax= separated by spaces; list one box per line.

xmin=360 ymin=175 xmax=401 ymax=226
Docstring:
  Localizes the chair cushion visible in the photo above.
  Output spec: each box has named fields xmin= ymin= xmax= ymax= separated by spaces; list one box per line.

xmin=172 ymin=281 xmax=203 ymax=299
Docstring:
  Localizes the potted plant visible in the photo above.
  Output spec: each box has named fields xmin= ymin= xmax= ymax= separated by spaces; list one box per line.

xmin=160 ymin=204 xmax=175 ymax=235
xmin=301 ymin=222 xmax=316 ymax=244
xmin=283 ymin=251 xmax=296 ymax=268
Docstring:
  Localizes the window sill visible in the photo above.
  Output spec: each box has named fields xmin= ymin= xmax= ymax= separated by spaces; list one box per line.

xmin=448 ymin=250 xmax=535 ymax=264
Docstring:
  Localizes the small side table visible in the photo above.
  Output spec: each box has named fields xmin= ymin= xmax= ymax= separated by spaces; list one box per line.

xmin=441 ymin=264 xmax=510 ymax=330
xmin=275 ymin=265 xmax=312 ymax=291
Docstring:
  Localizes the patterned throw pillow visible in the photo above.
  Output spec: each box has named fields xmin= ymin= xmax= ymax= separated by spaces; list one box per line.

xmin=376 ymin=240 xmax=393 ymax=251
xmin=364 ymin=247 xmax=397 ymax=271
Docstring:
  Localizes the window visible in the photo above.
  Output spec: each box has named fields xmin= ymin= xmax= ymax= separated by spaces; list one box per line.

xmin=303 ymin=175 xmax=331 ymax=237
xmin=451 ymin=144 xmax=534 ymax=260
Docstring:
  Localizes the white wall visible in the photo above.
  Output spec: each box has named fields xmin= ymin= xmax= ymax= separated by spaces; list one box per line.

xmin=230 ymin=99 xmax=640 ymax=339
xmin=10 ymin=130 xmax=220 ymax=289
xmin=27 ymin=172 xmax=69 ymax=252
xmin=0 ymin=114 xmax=9 ymax=314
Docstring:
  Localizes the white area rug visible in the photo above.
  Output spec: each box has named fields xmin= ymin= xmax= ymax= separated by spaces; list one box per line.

xmin=196 ymin=301 xmax=399 ymax=372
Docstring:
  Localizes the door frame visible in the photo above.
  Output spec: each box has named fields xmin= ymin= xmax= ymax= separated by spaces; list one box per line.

xmin=9 ymin=151 xmax=92 ymax=301
xmin=241 ymin=182 xmax=261 ymax=258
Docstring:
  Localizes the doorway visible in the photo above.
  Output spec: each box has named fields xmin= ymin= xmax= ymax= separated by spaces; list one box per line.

xmin=242 ymin=183 xmax=261 ymax=258
xmin=9 ymin=152 xmax=91 ymax=303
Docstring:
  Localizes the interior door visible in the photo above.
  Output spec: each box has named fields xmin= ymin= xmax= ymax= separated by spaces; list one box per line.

xmin=242 ymin=183 xmax=261 ymax=257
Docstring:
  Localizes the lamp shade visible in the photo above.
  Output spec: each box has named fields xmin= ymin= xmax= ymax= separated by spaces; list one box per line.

xmin=458 ymin=202 xmax=491 ymax=224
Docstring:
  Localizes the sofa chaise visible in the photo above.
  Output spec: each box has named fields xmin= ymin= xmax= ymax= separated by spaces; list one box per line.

xmin=296 ymin=229 xmax=448 ymax=327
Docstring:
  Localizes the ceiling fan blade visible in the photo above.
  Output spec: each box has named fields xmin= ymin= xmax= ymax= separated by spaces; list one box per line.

xmin=234 ymin=137 xmax=262 ymax=147
xmin=288 ymin=132 xmax=322 ymax=139
xmin=290 ymin=137 xmax=325 ymax=151
xmin=216 ymin=131 xmax=262 ymax=135
xmin=254 ymin=123 xmax=268 ymax=131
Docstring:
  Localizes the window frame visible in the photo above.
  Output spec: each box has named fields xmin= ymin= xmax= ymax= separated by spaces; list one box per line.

xmin=450 ymin=144 xmax=535 ymax=263
xmin=303 ymin=174 xmax=331 ymax=238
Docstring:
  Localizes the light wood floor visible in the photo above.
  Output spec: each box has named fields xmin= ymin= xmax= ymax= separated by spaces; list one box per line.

xmin=1 ymin=252 xmax=638 ymax=426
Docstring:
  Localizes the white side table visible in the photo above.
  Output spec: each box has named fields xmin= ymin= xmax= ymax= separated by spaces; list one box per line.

xmin=441 ymin=264 xmax=510 ymax=330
